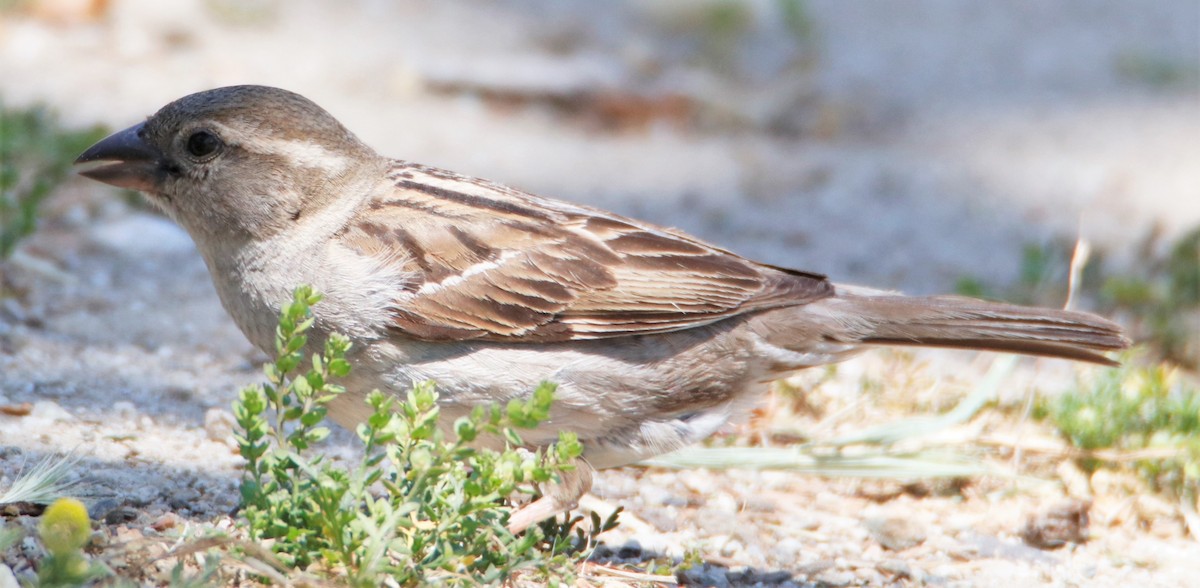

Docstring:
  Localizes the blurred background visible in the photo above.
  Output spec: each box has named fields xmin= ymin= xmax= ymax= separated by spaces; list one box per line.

xmin=2 ymin=0 xmax=1197 ymax=294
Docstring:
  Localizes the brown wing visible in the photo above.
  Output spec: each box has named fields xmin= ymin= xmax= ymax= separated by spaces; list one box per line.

xmin=340 ymin=162 xmax=833 ymax=342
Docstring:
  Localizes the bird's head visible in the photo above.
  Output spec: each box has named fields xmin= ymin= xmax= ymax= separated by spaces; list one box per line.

xmin=75 ymin=85 xmax=383 ymax=241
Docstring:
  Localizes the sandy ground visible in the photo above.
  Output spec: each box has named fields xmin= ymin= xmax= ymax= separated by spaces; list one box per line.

xmin=2 ymin=1 xmax=1199 ymax=585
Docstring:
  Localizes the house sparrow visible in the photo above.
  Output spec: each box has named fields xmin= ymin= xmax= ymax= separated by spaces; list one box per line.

xmin=75 ymin=85 xmax=1128 ymax=531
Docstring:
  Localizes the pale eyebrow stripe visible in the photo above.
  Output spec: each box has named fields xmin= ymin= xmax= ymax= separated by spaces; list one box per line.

xmin=248 ymin=136 xmax=352 ymax=173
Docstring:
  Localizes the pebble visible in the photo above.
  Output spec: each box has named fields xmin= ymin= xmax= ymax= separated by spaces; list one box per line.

xmin=679 ymin=471 xmax=717 ymax=495
xmin=150 ymin=513 xmax=179 ymax=532
xmin=638 ymin=483 xmax=672 ymax=506
xmin=728 ymin=569 xmax=794 ymax=584
xmin=168 ymin=489 xmax=200 ymax=511
xmin=770 ymin=537 xmax=803 ymax=564
xmin=0 ymin=402 xmax=32 ymax=417
xmin=742 ymin=543 xmax=766 ymax=565
xmin=0 ymin=564 xmax=17 ymax=588
xmin=696 ymin=508 xmax=738 ymax=535
xmin=864 ymin=513 xmax=927 ymax=551
xmin=678 ymin=563 xmax=730 ymax=587
xmin=30 ymin=400 xmax=74 ymax=422
xmin=1020 ymin=499 xmax=1090 ymax=549
xmin=87 ymin=498 xmax=122 ymax=521
xmin=126 ymin=485 xmax=160 ymax=507
xmin=877 ymin=559 xmax=914 ymax=579
xmin=813 ymin=570 xmax=856 ymax=586
xmin=795 ymin=559 xmax=835 ymax=576
xmin=204 ymin=408 xmax=236 ymax=443
xmin=932 ymin=564 xmax=963 ymax=580
xmin=709 ymin=493 xmax=739 ymax=514
xmin=615 ymin=540 xmax=642 ymax=560
xmin=719 ymin=538 xmax=743 ymax=557
xmin=103 ymin=506 xmax=138 ymax=525
xmin=637 ymin=506 xmax=681 ymax=532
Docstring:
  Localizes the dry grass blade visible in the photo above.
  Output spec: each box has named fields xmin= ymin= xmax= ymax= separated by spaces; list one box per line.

xmin=0 ymin=451 xmax=83 ymax=505
xmin=647 ymin=357 xmax=1022 ymax=479
xmin=581 ymin=562 xmax=679 ymax=584
xmin=822 ymin=355 xmax=1017 ymax=447
xmin=645 ymin=447 xmax=1002 ymax=479
xmin=1064 ymin=236 xmax=1090 ymax=311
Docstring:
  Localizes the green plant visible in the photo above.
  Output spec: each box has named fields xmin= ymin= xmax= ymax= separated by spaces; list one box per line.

xmin=234 ymin=286 xmax=611 ymax=585
xmin=1036 ymin=360 xmax=1200 ymax=500
xmin=1100 ymin=226 xmax=1200 ymax=368
xmin=0 ymin=105 xmax=108 ymax=259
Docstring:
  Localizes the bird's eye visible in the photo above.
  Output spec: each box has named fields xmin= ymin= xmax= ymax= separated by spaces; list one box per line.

xmin=186 ymin=131 xmax=222 ymax=159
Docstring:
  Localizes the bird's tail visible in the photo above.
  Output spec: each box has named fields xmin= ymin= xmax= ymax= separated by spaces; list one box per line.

xmin=759 ymin=288 xmax=1130 ymax=367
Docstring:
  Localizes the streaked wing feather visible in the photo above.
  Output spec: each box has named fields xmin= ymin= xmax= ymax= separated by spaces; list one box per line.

xmin=341 ymin=161 xmax=833 ymax=342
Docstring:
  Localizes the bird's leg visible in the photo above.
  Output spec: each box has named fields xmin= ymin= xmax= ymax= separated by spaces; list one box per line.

xmin=506 ymin=459 xmax=595 ymax=533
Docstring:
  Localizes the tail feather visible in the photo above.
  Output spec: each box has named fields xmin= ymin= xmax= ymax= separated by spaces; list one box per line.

xmin=823 ymin=293 xmax=1130 ymax=366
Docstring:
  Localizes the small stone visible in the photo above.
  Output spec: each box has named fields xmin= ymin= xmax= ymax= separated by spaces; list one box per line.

xmin=796 ymin=560 xmax=835 ymax=576
xmin=742 ymin=543 xmax=766 ymax=564
xmin=204 ymin=408 xmax=236 ymax=443
xmin=720 ymin=538 xmax=744 ymax=558
xmin=754 ymin=570 xmax=794 ymax=583
xmin=877 ymin=559 xmax=913 ymax=579
xmin=150 ymin=513 xmax=179 ymax=532
xmin=1 ymin=563 xmax=19 ymax=588
xmin=87 ymin=498 xmax=122 ymax=521
xmin=679 ymin=471 xmax=716 ymax=495
xmin=696 ymin=508 xmax=737 ymax=535
xmin=710 ymin=493 xmax=739 ymax=513
xmin=769 ymin=537 xmax=803 ymax=564
xmin=0 ymin=402 xmax=33 ymax=417
xmin=678 ymin=563 xmax=730 ymax=587
xmin=813 ymin=570 xmax=856 ymax=586
xmin=1021 ymin=499 xmax=1090 ymax=549
xmin=865 ymin=514 xmax=927 ymax=551
xmin=167 ymin=488 xmax=200 ymax=511
xmin=728 ymin=568 xmax=792 ymax=584
xmin=615 ymin=540 xmax=642 ymax=560
xmin=638 ymin=483 xmax=672 ymax=506
xmin=639 ymin=506 xmax=681 ymax=532
xmin=126 ymin=485 xmax=159 ymax=507
xmin=30 ymin=400 xmax=74 ymax=422
xmin=932 ymin=564 xmax=962 ymax=580
xmin=103 ymin=507 xmax=138 ymax=525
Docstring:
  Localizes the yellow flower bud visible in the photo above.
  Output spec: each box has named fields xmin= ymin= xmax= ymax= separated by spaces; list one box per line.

xmin=39 ymin=498 xmax=91 ymax=555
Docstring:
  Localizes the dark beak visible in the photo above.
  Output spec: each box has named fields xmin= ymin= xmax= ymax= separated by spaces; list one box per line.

xmin=74 ymin=123 xmax=162 ymax=192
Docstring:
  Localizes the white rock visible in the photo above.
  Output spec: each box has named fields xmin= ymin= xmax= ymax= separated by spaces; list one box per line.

xmin=204 ymin=408 xmax=237 ymax=443
xmin=31 ymin=400 xmax=74 ymax=422
xmin=0 ymin=564 xmax=16 ymax=588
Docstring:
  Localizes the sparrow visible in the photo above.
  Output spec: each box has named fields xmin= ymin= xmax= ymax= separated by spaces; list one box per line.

xmin=75 ymin=85 xmax=1128 ymax=531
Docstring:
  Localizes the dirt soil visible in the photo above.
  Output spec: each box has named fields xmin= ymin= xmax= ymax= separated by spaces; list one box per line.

xmin=2 ymin=1 xmax=1199 ymax=586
